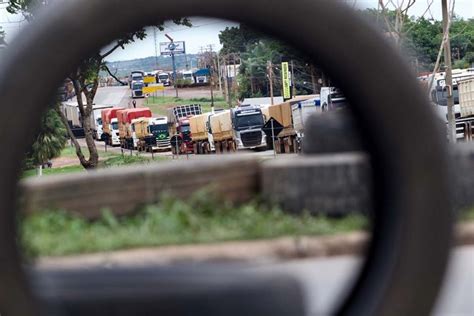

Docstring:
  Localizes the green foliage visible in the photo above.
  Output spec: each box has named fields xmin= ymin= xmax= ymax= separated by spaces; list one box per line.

xmin=24 ymin=107 xmax=67 ymax=168
xmin=20 ymin=191 xmax=368 ymax=257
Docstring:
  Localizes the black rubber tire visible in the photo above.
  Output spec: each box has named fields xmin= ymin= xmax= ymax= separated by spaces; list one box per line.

xmin=0 ymin=1 xmax=452 ymax=315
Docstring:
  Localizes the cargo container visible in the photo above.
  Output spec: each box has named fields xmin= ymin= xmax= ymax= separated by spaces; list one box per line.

xmin=100 ymin=107 xmax=125 ymax=146
xmin=292 ymin=96 xmax=321 ymax=150
xmin=459 ymin=78 xmax=474 ymax=118
xmin=266 ymin=95 xmax=318 ymax=153
xmin=117 ymin=108 xmax=152 ymax=149
xmin=189 ymin=113 xmax=213 ymax=154
xmin=210 ymin=110 xmax=235 ymax=153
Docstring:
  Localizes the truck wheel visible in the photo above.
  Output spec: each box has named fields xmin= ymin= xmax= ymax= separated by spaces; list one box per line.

xmin=283 ymin=138 xmax=290 ymax=154
xmin=292 ymin=138 xmax=299 ymax=153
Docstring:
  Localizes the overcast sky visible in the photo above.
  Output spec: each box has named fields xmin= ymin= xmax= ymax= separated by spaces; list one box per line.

xmin=0 ymin=0 xmax=472 ymax=62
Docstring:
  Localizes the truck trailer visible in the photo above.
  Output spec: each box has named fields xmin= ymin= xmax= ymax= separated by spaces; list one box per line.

xmin=210 ymin=110 xmax=235 ymax=153
xmin=117 ymin=108 xmax=152 ymax=149
xmin=101 ymin=107 xmax=125 ymax=146
xmin=189 ymin=112 xmax=213 ymax=154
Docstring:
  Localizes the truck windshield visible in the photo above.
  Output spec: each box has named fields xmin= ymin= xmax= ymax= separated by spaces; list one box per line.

xmin=433 ymin=87 xmax=460 ymax=106
xmin=111 ymin=122 xmax=119 ymax=130
xmin=159 ymin=75 xmax=168 ymax=80
xmin=235 ymin=113 xmax=264 ymax=130
xmin=150 ymin=124 xmax=168 ymax=134
xmin=181 ymin=124 xmax=190 ymax=133
xmin=132 ymin=83 xmax=143 ymax=90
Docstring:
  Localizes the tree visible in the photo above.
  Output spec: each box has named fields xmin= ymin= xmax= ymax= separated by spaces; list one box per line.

xmin=24 ymin=106 xmax=68 ymax=175
xmin=8 ymin=0 xmax=190 ymax=169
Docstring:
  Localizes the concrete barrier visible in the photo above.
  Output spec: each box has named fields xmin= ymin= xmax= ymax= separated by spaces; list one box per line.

xmin=18 ymin=143 xmax=474 ymax=219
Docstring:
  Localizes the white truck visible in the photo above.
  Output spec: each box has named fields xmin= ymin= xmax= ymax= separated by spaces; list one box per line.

xmin=92 ymin=104 xmax=113 ymax=140
xmin=182 ymin=70 xmax=195 ymax=84
xmin=320 ymin=87 xmax=348 ymax=111
xmin=157 ymin=72 xmax=171 ymax=86
xmin=292 ymin=96 xmax=321 ymax=141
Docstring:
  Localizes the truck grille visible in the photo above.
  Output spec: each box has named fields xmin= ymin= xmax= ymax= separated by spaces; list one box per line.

xmin=241 ymin=131 xmax=262 ymax=147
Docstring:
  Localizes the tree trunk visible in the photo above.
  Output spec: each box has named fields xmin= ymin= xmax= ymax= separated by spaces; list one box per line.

xmin=55 ymin=105 xmax=91 ymax=168
xmin=81 ymin=113 xmax=99 ymax=169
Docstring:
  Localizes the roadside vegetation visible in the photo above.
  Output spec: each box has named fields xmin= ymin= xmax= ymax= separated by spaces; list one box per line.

xmin=146 ymin=96 xmax=230 ymax=116
xmin=22 ymin=146 xmax=164 ymax=178
xmin=20 ymin=191 xmax=368 ymax=258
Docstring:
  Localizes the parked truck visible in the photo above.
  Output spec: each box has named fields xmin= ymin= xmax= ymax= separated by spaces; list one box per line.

xmin=231 ymin=105 xmax=267 ymax=151
xmin=148 ymin=117 xmax=172 ymax=151
xmin=189 ymin=113 xmax=213 ymax=154
xmin=291 ymin=96 xmax=321 ymax=150
xmin=101 ymin=107 xmax=125 ymax=146
xmin=117 ymin=108 xmax=152 ymax=149
xmin=131 ymin=81 xmax=145 ymax=98
xmin=167 ymin=104 xmax=202 ymax=154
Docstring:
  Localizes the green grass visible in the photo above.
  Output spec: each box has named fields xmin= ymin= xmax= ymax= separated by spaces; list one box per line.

xmin=22 ymin=165 xmax=85 ymax=178
xmin=22 ymin=152 xmax=161 ymax=178
xmin=20 ymin=191 xmax=368 ymax=258
xmin=145 ymin=96 xmax=230 ymax=115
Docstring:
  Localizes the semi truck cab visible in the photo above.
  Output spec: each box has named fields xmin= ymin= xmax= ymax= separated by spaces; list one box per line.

xmin=231 ymin=105 xmax=266 ymax=150
xmin=148 ymin=117 xmax=171 ymax=149
xmin=109 ymin=118 xmax=121 ymax=146
xmin=131 ymin=81 xmax=144 ymax=98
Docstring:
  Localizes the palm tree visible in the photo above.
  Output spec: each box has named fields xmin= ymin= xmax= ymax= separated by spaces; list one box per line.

xmin=25 ymin=106 xmax=67 ymax=176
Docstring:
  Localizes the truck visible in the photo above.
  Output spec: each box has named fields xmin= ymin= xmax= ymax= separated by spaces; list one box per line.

xmin=101 ymin=107 xmax=125 ymax=146
xmin=189 ymin=113 xmax=213 ymax=154
xmin=116 ymin=108 xmax=153 ymax=149
xmin=129 ymin=71 xmax=144 ymax=88
xmin=456 ymin=78 xmax=474 ymax=140
xmin=182 ymin=70 xmax=195 ymax=85
xmin=263 ymin=95 xmax=320 ymax=153
xmin=231 ymin=105 xmax=267 ymax=151
xmin=92 ymin=104 xmax=113 ymax=140
xmin=320 ymin=87 xmax=348 ymax=111
xmin=291 ymin=96 xmax=321 ymax=150
xmin=148 ymin=117 xmax=172 ymax=151
xmin=157 ymin=72 xmax=171 ymax=86
xmin=131 ymin=81 xmax=145 ymax=98
xmin=167 ymin=104 xmax=202 ymax=154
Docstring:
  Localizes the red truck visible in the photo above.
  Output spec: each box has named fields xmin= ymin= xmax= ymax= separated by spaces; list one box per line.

xmin=101 ymin=107 xmax=125 ymax=146
xmin=167 ymin=104 xmax=202 ymax=154
xmin=116 ymin=108 xmax=152 ymax=149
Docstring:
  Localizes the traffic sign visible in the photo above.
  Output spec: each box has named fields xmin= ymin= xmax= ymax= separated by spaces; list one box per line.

xmin=170 ymin=135 xmax=183 ymax=147
xmin=262 ymin=117 xmax=284 ymax=139
xmin=143 ymin=84 xmax=164 ymax=94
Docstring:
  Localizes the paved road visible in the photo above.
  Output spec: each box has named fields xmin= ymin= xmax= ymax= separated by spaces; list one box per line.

xmin=252 ymin=245 xmax=474 ymax=315
xmin=95 ymin=85 xmax=221 ymax=110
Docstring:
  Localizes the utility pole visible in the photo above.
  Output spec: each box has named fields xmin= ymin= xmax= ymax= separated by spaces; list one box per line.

xmin=310 ymin=64 xmax=317 ymax=94
xmin=217 ymin=52 xmax=223 ymax=94
xmin=442 ymin=0 xmax=456 ymax=143
xmin=232 ymin=53 xmax=238 ymax=97
xmin=291 ymin=60 xmax=296 ymax=98
xmin=223 ymin=55 xmax=231 ymax=108
xmin=165 ymin=34 xmax=179 ymax=98
xmin=268 ymin=60 xmax=274 ymax=105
